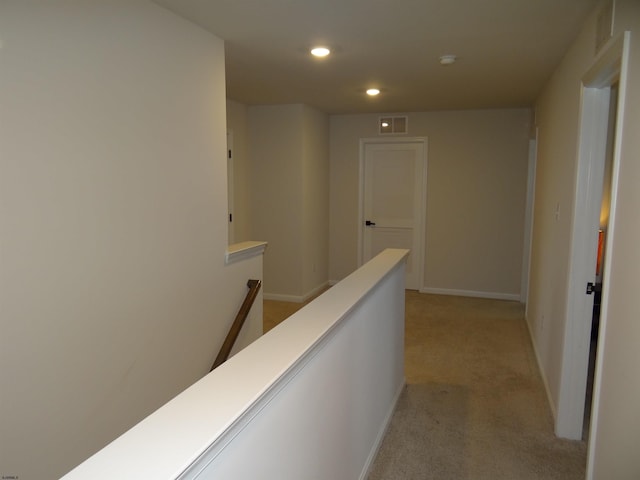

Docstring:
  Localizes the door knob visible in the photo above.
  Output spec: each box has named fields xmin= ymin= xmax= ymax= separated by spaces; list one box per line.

xmin=365 ymin=220 xmax=376 ymax=226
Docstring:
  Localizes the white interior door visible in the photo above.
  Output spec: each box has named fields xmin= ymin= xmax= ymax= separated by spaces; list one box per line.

xmin=361 ymin=140 xmax=426 ymax=290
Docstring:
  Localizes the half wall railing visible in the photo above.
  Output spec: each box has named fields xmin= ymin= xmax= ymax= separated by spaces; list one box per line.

xmin=62 ymin=248 xmax=409 ymax=480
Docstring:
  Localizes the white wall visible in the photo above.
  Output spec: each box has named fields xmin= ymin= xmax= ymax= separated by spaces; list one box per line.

xmin=588 ymin=1 xmax=640 ymax=477
xmin=527 ymin=7 xmax=597 ymax=426
xmin=61 ymin=249 xmax=407 ymax=480
xmin=302 ymin=105 xmax=330 ymax=296
xmin=329 ymin=109 xmax=531 ymax=298
xmin=528 ymin=0 xmax=640 ymax=475
xmin=246 ymin=104 xmax=330 ymax=301
xmin=226 ymin=100 xmax=252 ymax=242
xmin=248 ymin=105 xmax=304 ymax=297
xmin=0 ymin=2 xmax=261 ymax=478
xmin=235 ymin=106 xmax=527 ymax=301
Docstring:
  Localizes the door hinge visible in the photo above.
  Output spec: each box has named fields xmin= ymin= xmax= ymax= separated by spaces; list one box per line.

xmin=586 ymin=282 xmax=595 ymax=295
xmin=229 ymin=213 xmax=233 ymax=222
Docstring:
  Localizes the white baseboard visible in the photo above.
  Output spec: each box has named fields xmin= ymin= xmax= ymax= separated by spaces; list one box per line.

xmin=359 ymin=380 xmax=406 ymax=480
xmin=263 ymin=293 xmax=304 ymax=303
xmin=419 ymin=287 xmax=521 ymax=302
xmin=524 ymin=312 xmax=557 ymax=422
xmin=303 ymin=281 xmax=330 ymax=302
xmin=264 ymin=281 xmax=330 ymax=303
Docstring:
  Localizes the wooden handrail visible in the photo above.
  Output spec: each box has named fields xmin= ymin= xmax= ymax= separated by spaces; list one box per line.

xmin=210 ymin=279 xmax=262 ymax=371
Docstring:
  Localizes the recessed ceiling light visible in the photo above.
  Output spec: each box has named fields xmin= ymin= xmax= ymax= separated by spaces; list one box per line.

xmin=366 ymin=88 xmax=380 ymax=96
xmin=439 ymin=54 xmax=457 ymax=65
xmin=311 ymin=47 xmax=330 ymax=57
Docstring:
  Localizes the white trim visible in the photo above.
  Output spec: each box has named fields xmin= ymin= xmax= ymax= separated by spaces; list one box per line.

xmin=263 ymin=293 xmax=305 ymax=303
xmin=557 ymin=32 xmax=628 ymax=441
xmin=264 ymin=281 xmax=330 ymax=303
xmin=419 ymin=287 xmax=520 ymax=302
xmin=587 ymin=31 xmax=630 ymax=480
xmin=557 ymin=85 xmax=609 ymax=440
xmin=358 ymin=137 xmax=428 ymax=291
xmin=521 ymin=134 xmax=538 ymax=304
xmin=525 ymin=312 xmax=557 ymax=420
xmin=225 ymin=241 xmax=268 ymax=265
xmin=62 ymin=249 xmax=409 ymax=480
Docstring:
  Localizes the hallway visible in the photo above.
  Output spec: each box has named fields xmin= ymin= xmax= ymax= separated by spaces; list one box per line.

xmin=265 ymin=291 xmax=586 ymax=479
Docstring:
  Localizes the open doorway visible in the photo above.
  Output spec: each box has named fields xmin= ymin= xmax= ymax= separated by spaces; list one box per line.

xmin=555 ymin=32 xmax=628 ymax=440
xmin=583 ymin=83 xmax=618 ymax=440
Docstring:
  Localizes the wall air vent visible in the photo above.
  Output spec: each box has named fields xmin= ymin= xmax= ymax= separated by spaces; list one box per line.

xmin=379 ymin=116 xmax=408 ymax=135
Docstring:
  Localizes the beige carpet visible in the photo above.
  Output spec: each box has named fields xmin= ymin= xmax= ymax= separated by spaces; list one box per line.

xmin=264 ymin=291 xmax=587 ymax=480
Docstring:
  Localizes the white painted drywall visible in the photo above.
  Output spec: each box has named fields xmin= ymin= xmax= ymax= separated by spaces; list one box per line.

xmin=226 ymin=100 xmax=252 ymax=243
xmin=302 ymin=105 xmax=330 ymax=297
xmin=225 ymin=245 xmax=266 ymax=357
xmin=587 ymin=1 xmax=640 ymax=477
xmin=0 ymin=2 xmax=261 ymax=478
xmin=329 ymin=109 xmax=531 ymax=298
xmin=529 ymin=0 xmax=640 ymax=475
xmin=60 ymin=249 xmax=407 ymax=480
xmin=527 ymin=7 xmax=599 ymax=428
xmin=246 ymin=104 xmax=330 ymax=301
xmin=248 ymin=105 xmax=305 ymax=297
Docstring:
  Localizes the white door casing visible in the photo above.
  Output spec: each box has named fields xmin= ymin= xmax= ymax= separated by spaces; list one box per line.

xmin=227 ymin=130 xmax=234 ymax=244
xmin=359 ymin=138 xmax=427 ymax=290
xmin=558 ymin=32 xmax=628 ymax=443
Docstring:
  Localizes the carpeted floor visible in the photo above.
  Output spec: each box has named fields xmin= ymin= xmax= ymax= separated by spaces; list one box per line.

xmin=263 ymin=291 xmax=587 ymax=480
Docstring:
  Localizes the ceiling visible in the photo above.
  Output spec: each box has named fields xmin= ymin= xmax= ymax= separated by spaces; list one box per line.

xmin=153 ymin=0 xmax=599 ymax=114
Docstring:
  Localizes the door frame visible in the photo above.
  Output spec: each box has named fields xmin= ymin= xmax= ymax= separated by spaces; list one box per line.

xmin=227 ymin=130 xmax=234 ymax=245
xmin=556 ymin=32 xmax=629 ymax=440
xmin=521 ymin=134 xmax=538 ymax=304
xmin=358 ymin=137 xmax=428 ymax=290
